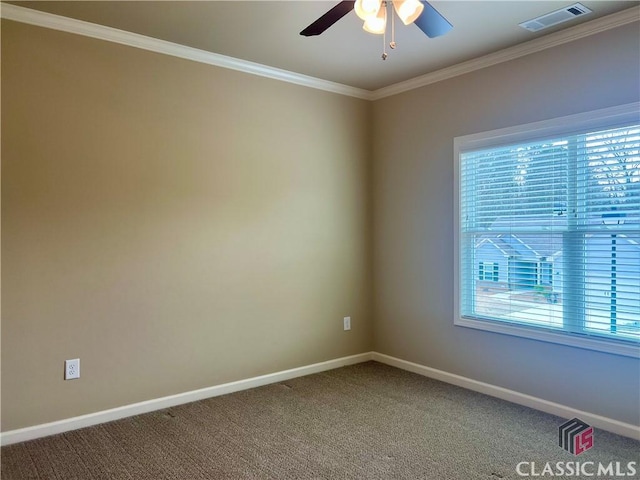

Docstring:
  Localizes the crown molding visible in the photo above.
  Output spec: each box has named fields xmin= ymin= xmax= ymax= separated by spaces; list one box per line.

xmin=1 ymin=3 xmax=637 ymax=102
xmin=371 ymin=5 xmax=640 ymax=100
xmin=0 ymin=3 xmax=374 ymax=101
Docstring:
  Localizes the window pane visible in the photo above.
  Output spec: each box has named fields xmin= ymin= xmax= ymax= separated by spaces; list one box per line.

xmin=459 ymin=120 xmax=640 ymax=348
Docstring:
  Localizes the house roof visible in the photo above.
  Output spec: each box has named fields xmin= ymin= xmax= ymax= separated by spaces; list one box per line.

xmin=476 ymin=214 xmax=640 ymax=259
xmin=477 ymin=234 xmax=562 ymax=260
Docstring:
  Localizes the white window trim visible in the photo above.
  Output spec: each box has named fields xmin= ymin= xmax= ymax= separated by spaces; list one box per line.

xmin=453 ymin=102 xmax=640 ymax=358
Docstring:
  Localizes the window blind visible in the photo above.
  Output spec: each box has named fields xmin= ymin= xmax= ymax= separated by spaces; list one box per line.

xmin=458 ymin=122 xmax=640 ymax=350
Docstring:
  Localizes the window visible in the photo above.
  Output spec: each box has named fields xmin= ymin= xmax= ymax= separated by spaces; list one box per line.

xmin=479 ymin=262 xmax=499 ymax=282
xmin=454 ymin=104 xmax=640 ymax=357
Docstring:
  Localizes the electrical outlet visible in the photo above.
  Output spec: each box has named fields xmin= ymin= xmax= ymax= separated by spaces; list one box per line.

xmin=343 ymin=316 xmax=351 ymax=331
xmin=65 ymin=358 xmax=80 ymax=380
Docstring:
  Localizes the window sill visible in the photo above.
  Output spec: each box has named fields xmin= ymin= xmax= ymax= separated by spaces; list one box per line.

xmin=455 ymin=315 xmax=640 ymax=358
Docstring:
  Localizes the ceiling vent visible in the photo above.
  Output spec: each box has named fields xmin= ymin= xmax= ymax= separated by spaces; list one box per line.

xmin=519 ymin=3 xmax=592 ymax=32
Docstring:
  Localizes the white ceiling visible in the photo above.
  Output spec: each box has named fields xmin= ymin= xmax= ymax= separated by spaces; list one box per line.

xmin=6 ymin=1 xmax=640 ymax=91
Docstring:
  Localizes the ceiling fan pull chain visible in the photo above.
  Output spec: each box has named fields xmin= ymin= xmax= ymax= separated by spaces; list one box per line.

xmin=381 ymin=1 xmax=388 ymax=60
xmin=382 ymin=35 xmax=388 ymax=60
xmin=390 ymin=1 xmax=396 ymax=49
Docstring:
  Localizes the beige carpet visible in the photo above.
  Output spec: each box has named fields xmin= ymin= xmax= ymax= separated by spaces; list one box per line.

xmin=2 ymin=361 xmax=639 ymax=479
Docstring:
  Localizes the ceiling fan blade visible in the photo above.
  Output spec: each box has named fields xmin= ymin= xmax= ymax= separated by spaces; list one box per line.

xmin=414 ymin=1 xmax=452 ymax=38
xmin=300 ymin=1 xmax=355 ymax=37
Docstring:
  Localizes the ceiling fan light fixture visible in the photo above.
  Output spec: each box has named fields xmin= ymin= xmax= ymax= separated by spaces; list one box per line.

xmin=354 ymin=0 xmax=382 ymax=21
xmin=393 ymin=0 xmax=424 ymax=25
xmin=299 ymin=0 xmax=452 ymax=59
xmin=363 ymin=4 xmax=387 ymax=34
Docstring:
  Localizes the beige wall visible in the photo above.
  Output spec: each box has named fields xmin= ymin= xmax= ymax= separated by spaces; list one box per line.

xmin=372 ymin=23 xmax=640 ymax=425
xmin=1 ymin=20 xmax=373 ymax=431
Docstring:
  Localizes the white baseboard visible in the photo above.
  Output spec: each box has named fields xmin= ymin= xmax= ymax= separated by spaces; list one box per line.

xmin=3 ymin=351 xmax=638 ymax=446
xmin=0 ymin=352 xmax=374 ymax=446
xmin=372 ymin=352 xmax=640 ymax=441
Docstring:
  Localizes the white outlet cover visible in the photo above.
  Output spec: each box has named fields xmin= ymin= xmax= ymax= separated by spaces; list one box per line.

xmin=343 ymin=316 xmax=351 ymax=331
xmin=65 ymin=358 xmax=80 ymax=380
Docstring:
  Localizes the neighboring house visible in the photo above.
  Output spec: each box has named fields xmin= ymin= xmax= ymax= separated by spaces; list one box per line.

xmin=474 ymin=215 xmax=565 ymax=295
xmin=475 ymin=233 xmax=561 ymax=294
xmin=585 ymin=233 xmax=640 ymax=317
xmin=475 ymin=216 xmax=640 ymax=314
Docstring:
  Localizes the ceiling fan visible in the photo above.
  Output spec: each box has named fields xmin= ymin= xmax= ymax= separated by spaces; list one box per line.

xmin=300 ymin=0 xmax=452 ymax=59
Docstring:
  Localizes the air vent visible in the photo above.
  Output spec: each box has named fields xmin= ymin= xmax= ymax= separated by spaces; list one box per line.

xmin=519 ymin=3 xmax=592 ymax=32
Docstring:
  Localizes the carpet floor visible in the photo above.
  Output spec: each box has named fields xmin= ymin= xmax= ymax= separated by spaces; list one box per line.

xmin=1 ymin=361 xmax=639 ymax=479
